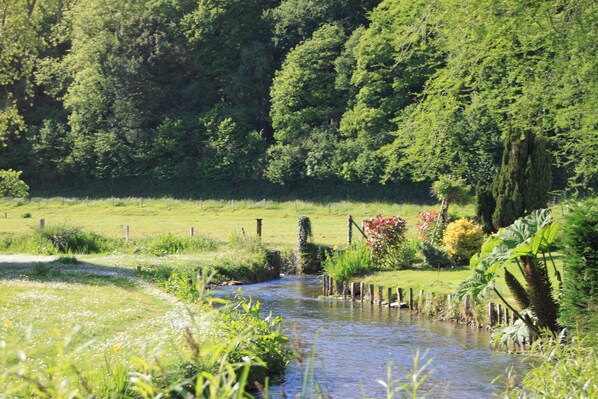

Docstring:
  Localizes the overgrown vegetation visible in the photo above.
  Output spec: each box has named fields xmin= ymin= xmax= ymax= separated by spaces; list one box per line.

xmin=560 ymin=198 xmax=598 ymax=329
xmin=323 ymin=244 xmax=376 ymax=283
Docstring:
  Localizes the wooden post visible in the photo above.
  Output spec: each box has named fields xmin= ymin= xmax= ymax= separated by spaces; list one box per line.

xmin=351 ymin=282 xmax=357 ymax=300
xmin=378 ymin=286 xmax=383 ymax=304
xmin=408 ymin=288 xmax=413 ymax=310
xmin=39 ymin=219 xmax=45 ymax=230
xmin=347 ymin=215 xmax=353 ymax=245
xmin=369 ymin=284 xmax=374 ymax=303
xmin=256 ymin=218 xmax=263 ymax=240
xmin=343 ymin=282 xmax=348 ymax=298
xmin=497 ymin=304 xmax=503 ymax=325
xmin=504 ymin=308 xmax=510 ymax=326
xmin=397 ymin=288 xmax=403 ymax=305
xmin=488 ymin=302 xmax=496 ymax=326
xmin=231 ymin=199 xmax=235 ymax=211
xmin=387 ymin=287 xmax=392 ymax=306
xmin=359 ymin=282 xmax=365 ymax=301
xmin=125 ymin=225 xmax=129 ymax=242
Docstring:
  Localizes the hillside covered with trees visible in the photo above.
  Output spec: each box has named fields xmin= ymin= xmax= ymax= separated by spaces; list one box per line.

xmin=1 ymin=0 xmax=596 ymax=196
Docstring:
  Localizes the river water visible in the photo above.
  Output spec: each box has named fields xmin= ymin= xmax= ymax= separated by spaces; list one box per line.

xmin=218 ymin=275 xmax=528 ymax=399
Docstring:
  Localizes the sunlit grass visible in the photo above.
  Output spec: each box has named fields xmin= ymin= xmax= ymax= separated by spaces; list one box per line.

xmin=0 ymin=197 xmax=475 ymax=247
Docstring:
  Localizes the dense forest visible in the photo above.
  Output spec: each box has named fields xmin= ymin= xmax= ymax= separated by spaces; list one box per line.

xmin=1 ymin=0 xmax=596 ymax=196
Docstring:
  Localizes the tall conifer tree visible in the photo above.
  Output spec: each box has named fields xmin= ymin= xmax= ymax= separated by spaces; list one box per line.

xmin=492 ymin=132 xmax=552 ymax=229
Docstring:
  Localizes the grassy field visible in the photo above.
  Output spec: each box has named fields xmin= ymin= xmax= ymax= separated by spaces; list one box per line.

xmin=0 ymin=197 xmax=475 ymax=247
xmin=0 ymin=254 xmax=291 ymax=396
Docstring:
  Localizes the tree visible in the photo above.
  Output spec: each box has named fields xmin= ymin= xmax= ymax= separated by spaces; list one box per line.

xmin=492 ymin=132 xmax=551 ymax=230
xmin=267 ymin=24 xmax=348 ymax=184
xmin=0 ymin=169 xmax=29 ymax=197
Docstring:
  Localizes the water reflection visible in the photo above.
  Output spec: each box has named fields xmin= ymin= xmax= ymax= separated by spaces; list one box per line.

xmin=218 ymin=276 xmax=527 ymax=399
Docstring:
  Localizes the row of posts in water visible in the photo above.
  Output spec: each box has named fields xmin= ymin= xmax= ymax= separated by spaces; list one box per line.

xmin=322 ymin=275 xmax=516 ymax=329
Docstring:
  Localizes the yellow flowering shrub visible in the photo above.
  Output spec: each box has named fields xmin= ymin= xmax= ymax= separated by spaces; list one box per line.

xmin=442 ymin=219 xmax=485 ymax=265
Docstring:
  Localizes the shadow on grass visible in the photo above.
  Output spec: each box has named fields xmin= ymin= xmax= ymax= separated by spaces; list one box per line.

xmin=0 ymin=255 xmax=143 ymax=289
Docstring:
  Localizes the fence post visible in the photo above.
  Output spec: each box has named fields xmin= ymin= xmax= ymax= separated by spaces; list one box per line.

xmin=387 ymin=287 xmax=392 ymax=306
xmin=347 ymin=215 xmax=353 ymax=245
xmin=256 ymin=218 xmax=263 ymax=240
xmin=397 ymin=288 xmax=403 ymax=305
xmin=488 ymin=302 xmax=496 ymax=326
xmin=351 ymin=282 xmax=357 ymax=300
xmin=190 ymin=227 xmax=194 ymax=237
xmin=408 ymin=288 xmax=414 ymax=310
xmin=369 ymin=284 xmax=374 ymax=304
xmin=39 ymin=219 xmax=45 ymax=230
xmin=359 ymin=282 xmax=365 ymax=301
xmin=378 ymin=286 xmax=383 ymax=304
xmin=125 ymin=225 xmax=129 ymax=242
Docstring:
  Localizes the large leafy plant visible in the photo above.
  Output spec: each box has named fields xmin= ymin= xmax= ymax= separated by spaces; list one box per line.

xmin=457 ymin=209 xmax=562 ymax=336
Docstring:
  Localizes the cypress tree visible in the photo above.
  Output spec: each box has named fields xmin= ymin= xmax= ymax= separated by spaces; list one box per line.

xmin=475 ymin=182 xmax=496 ymax=233
xmin=492 ymin=131 xmax=552 ymax=230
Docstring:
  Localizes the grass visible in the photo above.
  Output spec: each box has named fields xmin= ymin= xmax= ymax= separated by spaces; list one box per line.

xmin=0 ymin=254 xmax=291 ymax=397
xmin=360 ymin=267 xmax=473 ymax=295
xmin=0 ymin=197 xmax=474 ymax=247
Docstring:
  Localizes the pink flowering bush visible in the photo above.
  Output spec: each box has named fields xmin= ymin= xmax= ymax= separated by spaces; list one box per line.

xmin=417 ymin=210 xmax=444 ymax=244
xmin=364 ymin=214 xmax=413 ymax=269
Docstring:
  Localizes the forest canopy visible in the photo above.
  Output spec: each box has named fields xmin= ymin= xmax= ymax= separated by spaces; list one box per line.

xmin=1 ymin=0 xmax=596 ymax=194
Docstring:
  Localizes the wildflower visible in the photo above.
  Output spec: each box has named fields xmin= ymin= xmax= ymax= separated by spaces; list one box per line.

xmin=111 ymin=344 xmax=122 ymax=351
xmin=333 ymin=245 xmax=339 ymax=251
xmin=3 ymin=319 xmax=12 ymax=327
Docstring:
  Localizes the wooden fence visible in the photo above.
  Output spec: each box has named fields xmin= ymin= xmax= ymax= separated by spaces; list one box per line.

xmin=322 ymin=275 xmax=517 ymax=329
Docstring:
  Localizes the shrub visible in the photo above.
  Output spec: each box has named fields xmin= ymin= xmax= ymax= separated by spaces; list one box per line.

xmin=560 ymin=198 xmax=598 ymax=327
xmin=416 ymin=210 xmax=443 ymax=245
xmin=33 ymin=225 xmax=110 ymax=254
xmin=418 ymin=242 xmax=453 ymax=269
xmin=0 ymin=169 xmax=29 ymax=197
xmin=323 ymin=244 xmax=376 ymax=282
xmin=364 ymin=214 xmax=408 ymax=269
xmin=145 ymin=233 xmax=218 ymax=256
xmin=21 ymin=212 xmax=32 ymax=218
xmin=442 ymin=219 xmax=485 ymax=265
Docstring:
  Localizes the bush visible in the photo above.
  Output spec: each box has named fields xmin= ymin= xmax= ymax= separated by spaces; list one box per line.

xmin=418 ymin=242 xmax=453 ymax=269
xmin=0 ymin=169 xmax=29 ymax=197
xmin=560 ymin=198 xmax=598 ymax=327
xmin=442 ymin=219 xmax=485 ymax=265
xmin=323 ymin=244 xmax=376 ymax=282
xmin=21 ymin=212 xmax=32 ymax=218
xmin=364 ymin=214 xmax=408 ymax=269
xmin=33 ymin=225 xmax=111 ymax=254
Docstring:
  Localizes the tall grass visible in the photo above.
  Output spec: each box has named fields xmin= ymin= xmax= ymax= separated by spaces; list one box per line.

xmin=323 ymin=244 xmax=377 ymax=282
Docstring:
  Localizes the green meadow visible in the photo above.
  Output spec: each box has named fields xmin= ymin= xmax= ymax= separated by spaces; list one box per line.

xmin=0 ymin=197 xmax=474 ymax=247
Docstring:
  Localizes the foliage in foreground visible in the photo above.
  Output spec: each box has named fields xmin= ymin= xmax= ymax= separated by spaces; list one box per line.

xmin=498 ymin=334 xmax=597 ymax=399
xmin=560 ymin=198 xmax=598 ymax=328
xmin=0 ymin=294 xmax=291 ymax=398
xmin=457 ymin=209 xmax=561 ymax=335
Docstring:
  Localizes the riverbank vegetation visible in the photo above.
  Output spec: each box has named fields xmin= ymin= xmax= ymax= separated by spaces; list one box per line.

xmin=0 ymin=255 xmax=291 ymax=397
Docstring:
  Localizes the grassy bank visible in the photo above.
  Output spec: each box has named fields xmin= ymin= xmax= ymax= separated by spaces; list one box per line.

xmin=0 ymin=254 xmax=291 ymax=397
xmin=0 ymin=198 xmax=474 ymax=247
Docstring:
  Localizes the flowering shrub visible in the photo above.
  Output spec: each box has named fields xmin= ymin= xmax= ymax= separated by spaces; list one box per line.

xmin=442 ymin=219 xmax=485 ymax=265
xmin=364 ymin=214 xmax=409 ymax=269
xmin=417 ymin=210 xmax=442 ymax=244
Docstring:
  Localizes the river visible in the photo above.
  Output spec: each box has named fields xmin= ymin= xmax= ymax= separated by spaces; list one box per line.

xmin=218 ymin=275 xmax=528 ymax=399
